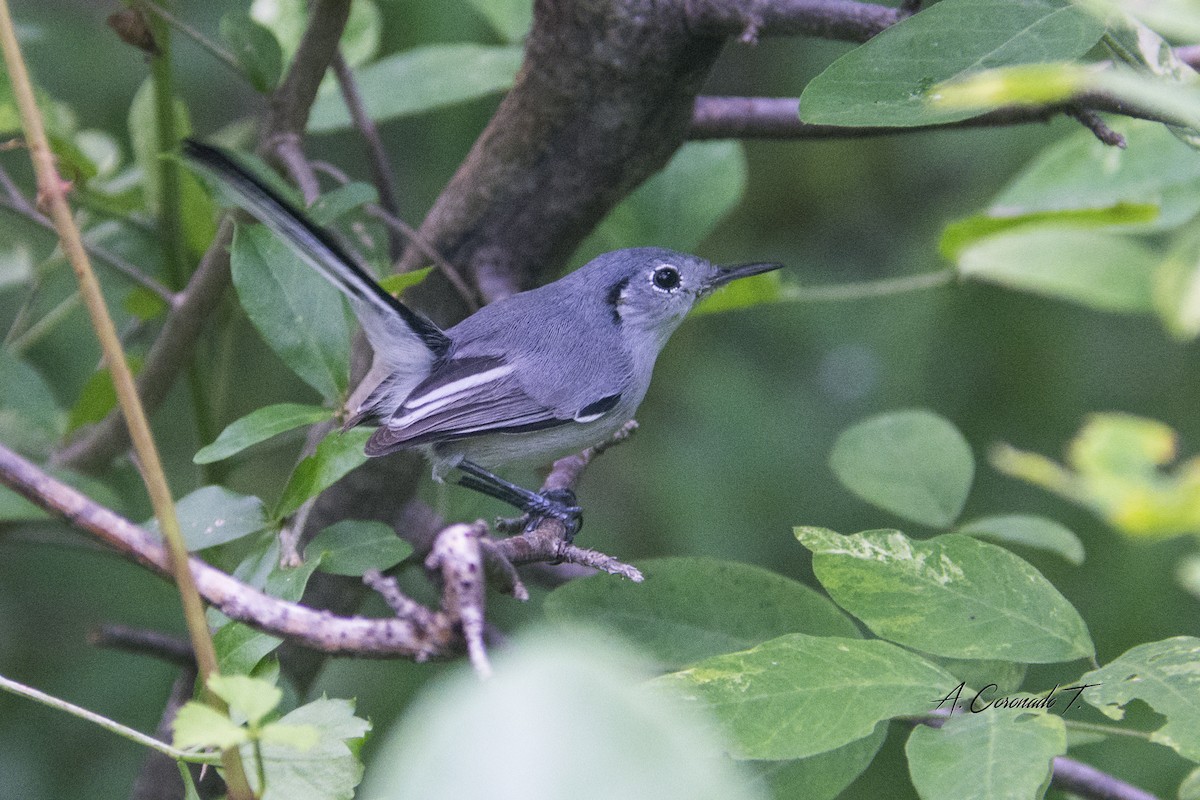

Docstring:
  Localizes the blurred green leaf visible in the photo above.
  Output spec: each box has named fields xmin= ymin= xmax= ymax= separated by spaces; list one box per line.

xmin=0 ymin=241 xmax=35 ymax=291
xmin=251 ymin=0 xmax=379 ymax=68
xmin=214 ymin=622 xmax=284 ymax=677
xmin=258 ymin=721 xmax=319 ymax=751
xmin=829 ymin=409 xmax=974 ymax=528
xmin=208 ymin=674 xmax=282 ymax=726
xmin=275 ymin=428 xmax=371 ymax=519
xmin=799 ymin=0 xmax=1103 ymax=127
xmin=66 ymin=356 xmax=143 ymax=433
xmin=956 ymin=513 xmax=1085 ymax=565
xmin=128 ymin=78 xmax=216 ymax=258
xmin=1181 ymin=765 xmax=1200 ymax=800
xmin=231 ymin=224 xmax=353 ymax=401
xmin=194 ymin=403 xmax=333 ymax=464
xmin=939 ymin=204 xmax=1160 ymax=260
xmin=466 ymin=0 xmax=532 ymax=42
xmin=927 ymin=655 xmax=1028 ymax=694
xmin=308 ymin=44 xmax=523 ymax=133
xmin=657 ymin=633 xmax=956 ymax=760
xmin=990 ymin=119 xmax=1200 ymax=229
xmin=1179 ymin=555 xmax=1200 ymax=602
xmin=1080 ymin=636 xmax=1200 ymax=762
xmin=0 ymin=466 xmax=121 ymax=523
xmin=173 ymin=703 xmax=248 ymax=750
xmin=957 ymin=227 xmax=1158 ymax=313
xmin=576 ymin=141 xmax=746 ymax=260
xmin=377 ymin=266 xmax=434 ymax=296
xmin=122 ymin=286 xmax=168 ymax=321
xmin=309 ymin=519 xmax=412 ymax=576
xmin=253 ymin=697 xmax=370 ymax=800
xmin=746 ymin=726 xmax=887 ymax=800
xmin=992 ymin=413 xmax=1200 ymax=539
xmin=693 ymin=271 xmax=784 ymax=316
xmin=364 ymin=629 xmax=760 ymax=800
xmin=795 ymin=528 xmax=1095 ymax=662
xmin=544 ymin=557 xmax=860 ymax=670
xmin=1154 ymin=230 xmax=1200 ymax=340
xmin=220 ymin=12 xmax=284 ymax=93
xmin=144 ymin=486 xmax=268 ymax=551
xmin=0 ymin=349 xmax=63 ymax=457
xmin=308 ymin=182 xmax=378 ymax=225
xmin=905 ymin=702 xmax=1066 ymax=800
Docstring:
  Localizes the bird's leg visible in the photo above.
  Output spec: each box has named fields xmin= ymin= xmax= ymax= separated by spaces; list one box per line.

xmin=456 ymin=460 xmax=583 ymax=540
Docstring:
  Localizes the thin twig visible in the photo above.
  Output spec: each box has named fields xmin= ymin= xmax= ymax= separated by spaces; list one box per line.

xmin=0 ymin=671 xmax=220 ymax=765
xmin=331 ymin=51 xmax=405 ymax=260
xmin=89 ymin=624 xmax=196 ymax=668
xmin=310 ymin=159 xmax=479 ymax=310
xmin=1067 ymin=106 xmax=1127 ymax=148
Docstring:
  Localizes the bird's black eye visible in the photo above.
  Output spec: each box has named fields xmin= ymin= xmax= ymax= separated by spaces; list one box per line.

xmin=652 ymin=265 xmax=681 ymax=291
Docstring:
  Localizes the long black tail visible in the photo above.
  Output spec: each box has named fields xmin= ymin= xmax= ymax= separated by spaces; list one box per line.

xmin=181 ymin=139 xmax=450 ymax=358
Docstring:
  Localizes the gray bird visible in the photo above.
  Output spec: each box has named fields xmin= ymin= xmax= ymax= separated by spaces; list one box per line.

xmin=184 ymin=140 xmax=780 ymax=537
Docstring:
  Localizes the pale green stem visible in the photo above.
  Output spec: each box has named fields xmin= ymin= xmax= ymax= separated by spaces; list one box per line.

xmin=0 ymin=672 xmax=220 ymax=764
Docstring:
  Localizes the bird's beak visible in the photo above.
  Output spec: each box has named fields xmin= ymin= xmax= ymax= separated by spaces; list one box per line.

xmin=704 ymin=261 xmax=783 ymax=293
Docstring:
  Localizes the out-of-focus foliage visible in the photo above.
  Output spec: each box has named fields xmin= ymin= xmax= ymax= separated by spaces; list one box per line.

xmin=2 ymin=0 xmax=1200 ymax=798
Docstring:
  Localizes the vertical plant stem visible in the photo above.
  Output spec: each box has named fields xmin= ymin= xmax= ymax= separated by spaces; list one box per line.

xmin=145 ymin=1 xmax=218 ymax=479
xmin=0 ymin=5 xmax=253 ymax=797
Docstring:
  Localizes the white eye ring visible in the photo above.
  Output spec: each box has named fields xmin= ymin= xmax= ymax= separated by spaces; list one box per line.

xmin=652 ymin=264 xmax=681 ymax=291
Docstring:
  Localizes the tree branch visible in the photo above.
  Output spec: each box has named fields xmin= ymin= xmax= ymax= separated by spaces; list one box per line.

xmin=684 ymin=0 xmax=898 ymax=43
xmin=1051 ymin=756 xmax=1160 ymax=800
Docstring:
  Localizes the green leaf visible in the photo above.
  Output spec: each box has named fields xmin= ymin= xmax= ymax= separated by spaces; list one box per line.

xmin=575 ymin=141 xmax=746 ymax=261
xmin=363 ymin=629 xmax=758 ymax=800
xmin=251 ymin=0 xmax=379 ymax=69
xmin=466 ymin=0 xmax=532 ymax=42
xmin=173 ymin=702 xmax=248 ymax=750
xmin=146 ymin=486 xmax=268 ymax=550
xmin=214 ymin=541 xmax=323 ymax=674
xmin=798 ymin=0 xmax=1103 ymax=127
xmin=1154 ymin=230 xmax=1200 ymax=341
xmin=308 ymin=44 xmax=524 ymax=133
xmin=1181 ymin=765 xmax=1200 ymax=800
xmin=657 ymin=633 xmax=957 ymax=760
xmin=195 ymin=403 xmax=333 ymax=464
xmin=309 ymin=520 xmax=411 ymax=576
xmin=258 ymin=721 xmax=320 ymax=750
xmin=275 ymin=428 xmax=371 ymax=519
xmin=957 ymin=227 xmax=1158 ymax=314
xmin=214 ymin=622 xmax=284 ymax=677
xmin=307 ymin=182 xmax=378 ymax=225
xmin=927 ymin=655 xmax=1027 ymax=694
xmin=939 ymin=204 xmax=1161 ymax=260
xmin=377 ymin=266 xmax=434 ymax=296
xmin=795 ymin=528 xmax=1095 ymax=663
xmin=128 ymin=78 xmax=216 ymax=257
xmin=905 ymin=703 xmax=1066 ymax=800
xmin=693 ymin=271 xmax=785 ymax=316
xmin=220 ymin=12 xmax=283 ymax=93
xmin=956 ymin=514 xmax=1085 ymax=565
xmin=990 ymin=119 xmax=1200 ymax=230
xmin=123 ymin=286 xmax=168 ymax=321
xmin=208 ymin=674 xmax=282 ymax=726
xmin=829 ymin=409 xmax=974 ymax=527
xmin=67 ymin=356 xmax=144 ymax=433
xmin=231 ymin=224 xmax=352 ymax=401
xmin=0 ymin=349 xmax=63 ymax=457
xmin=1080 ymin=636 xmax=1200 ymax=762
xmin=253 ymin=697 xmax=370 ymax=800
xmin=543 ymin=557 xmax=860 ymax=669
xmin=746 ymin=726 xmax=887 ymax=800
xmin=0 ymin=467 xmax=122 ymax=523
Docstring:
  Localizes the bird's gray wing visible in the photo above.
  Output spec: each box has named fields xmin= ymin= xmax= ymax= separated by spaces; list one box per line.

xmin=364 ymin=354 xmax=621 ymax=455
